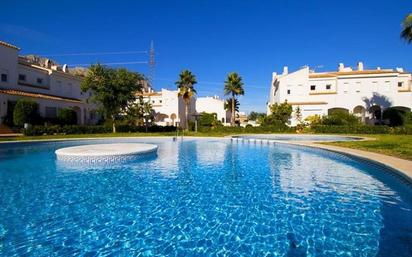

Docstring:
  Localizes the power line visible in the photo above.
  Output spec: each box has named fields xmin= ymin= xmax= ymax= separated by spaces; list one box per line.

xmin=42 ymin=50 xmax=148 ymax=57
xmin=68 ymin=61 xmax=148 ymax=67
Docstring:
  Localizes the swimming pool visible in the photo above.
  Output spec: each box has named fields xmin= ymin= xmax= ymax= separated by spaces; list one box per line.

xmin=0 ymin=138 xmax=411 ymax=256
xmin=235 ymin=134 xmax=361 ymax=142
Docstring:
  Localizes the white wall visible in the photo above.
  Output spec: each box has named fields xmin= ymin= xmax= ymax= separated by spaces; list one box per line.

xmin=0 ymin=42 xmax=98 ymax=125
xmin=268 ymin=64 xmax=412 ymax=126
xmin=196 ymin=96 xmax=229 ymax=123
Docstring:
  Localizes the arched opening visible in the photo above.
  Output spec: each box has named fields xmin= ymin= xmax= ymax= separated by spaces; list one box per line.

xmin=170 ymin=113 xmax=177 ymax=126
xmin=155 ymin=113 xmax=168 ymax=122
xmin=368 ymin=105 xmax=382 ymax=124
xmin=328 ymin=108 xmax=349 ymax=115
xmin=391 ymin=106 xmax=411 ymax=113
xmin=72 ymin=106 xmax=81 ymax=125
xmin=353 ymin=106 xmax=366 ymax=123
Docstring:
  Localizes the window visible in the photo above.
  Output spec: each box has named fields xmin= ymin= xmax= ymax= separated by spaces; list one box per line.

xmin=152 ymin=100 xmax=155 ymax=104
xmin=1 ymin=74 xmax=7 ymax=82
xmin=45 ymin=107 xmax=57 ymax=118
xmin=398 ymin=82 xmax=404 ymax=87
xmin=37 ymin=78 xmax=43 ymax=84
xmin=310 ymin=85 xmax=316 ymax=90
xmin=326 ymin=84 xmax=331 ymax=90
xmin=18 ymin=74 xmax=26 ymax=81
xmin=159 ymin=100 xmax=162 ymax=103
xmin=287 ymin=89 xmax=291 ymax=95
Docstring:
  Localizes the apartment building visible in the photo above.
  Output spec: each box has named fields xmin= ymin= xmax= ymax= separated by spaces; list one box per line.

xmin=196 ymin=96 xmax=231 ymax=125
xmin=0 ymin=40 xmax=98 ymax=125
xmin=141 ymin=88 xmax=196 ymax=127
xmin=267 ymin=62 xmax=412 ymax=125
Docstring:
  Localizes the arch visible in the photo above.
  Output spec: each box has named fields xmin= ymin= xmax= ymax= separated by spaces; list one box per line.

xmin=170 ymin=113 xmax=177 ymax=126
xmin=72 ymin=106 xmax=81 ymax=125
xmin=155 ymin=113 xmax=168 ymax=122
xmin=368 ymin=105 xmax=382 ymax=123
xmin=353 ymin=106 xmax=366 ymax=123
xmin=328 ymin=108 xmax=349 ymax=115
xmin=391 ymin=106 xmax=411 ymax=113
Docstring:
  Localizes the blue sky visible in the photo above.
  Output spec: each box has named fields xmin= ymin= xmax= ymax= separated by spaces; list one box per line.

xmin=1 ymin=0 xmax=411 ymax=112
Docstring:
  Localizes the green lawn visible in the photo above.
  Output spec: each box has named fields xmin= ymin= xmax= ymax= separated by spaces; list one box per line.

xmin=1 ymin=133 xmax=411 ymax=161
xmin=323 ymin=135 xmax=412 ymax=161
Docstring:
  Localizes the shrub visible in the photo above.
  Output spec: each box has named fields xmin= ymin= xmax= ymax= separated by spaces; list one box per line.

xmin=13 ymin=99 xmax=40 ymax=127
xmin=264 ymin=102 xmax=292 ymax=125
xmin=321 ymin=110 xmax=359 ymax=126
xmin=57 ymin=108 xmax=78 ymax=125
xmin=383 ymin=108 xmax=405 ymax=126
xmin=310 ymin=125 xmax=393 ymax=134
xmin=23 ymin=124 xmax=177 ymax=136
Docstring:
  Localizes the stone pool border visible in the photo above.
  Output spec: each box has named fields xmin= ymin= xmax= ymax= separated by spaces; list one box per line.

xmin=1 ymin=134 xmax=411 ymax=183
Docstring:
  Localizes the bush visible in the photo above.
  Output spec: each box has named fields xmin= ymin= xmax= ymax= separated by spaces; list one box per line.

xmin=57 ymin=108 xmax=78 ymax=125
xmin=310 ymin=125 xmax=399 ymax=134
xmin=13 ymin=99 xmax=40 ymax=127
xmin=23 ymin=124 xmax=177 ymax=136
xmin=321 ymin=111 xmax=359 ymax=126
xmin=383 ymin=108 xmax=405 ymax=127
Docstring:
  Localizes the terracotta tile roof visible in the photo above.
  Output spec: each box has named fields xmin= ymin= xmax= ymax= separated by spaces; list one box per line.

xmin=0 ymin=40 xmax=20 ymax=50
xmin=0 ymin=88 xmax=82 ymax=103
xmin=309 ymin=70 xmax=399 ymax=78
xmin=287 ymin=101 xmax=328 ymax=105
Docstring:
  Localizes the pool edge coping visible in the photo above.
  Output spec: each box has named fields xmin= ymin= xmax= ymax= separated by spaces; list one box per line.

xmin=277 ymin=141 xmax=412 ymax=184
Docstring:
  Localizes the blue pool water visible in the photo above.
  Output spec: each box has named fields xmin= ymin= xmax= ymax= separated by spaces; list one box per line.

xmin=0 ymin=138 xmax=411 ymax=256
xmin=237 ymin=134 xmax=361 ymax=142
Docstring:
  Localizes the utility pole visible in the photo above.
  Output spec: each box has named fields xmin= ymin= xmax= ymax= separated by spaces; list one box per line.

xmin=148 ymin=40 xmax=155 ymax=89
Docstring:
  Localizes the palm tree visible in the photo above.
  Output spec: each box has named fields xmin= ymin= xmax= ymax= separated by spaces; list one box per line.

xmin=142 ymin=101 xmax=154 ymax=132
xmin=224 ymin=72 xmax=244 ymax=126
xmin=401 ymin=14 xmax=412 ymax=43
xmin=175 ymin=70 xmax=197 ymax=130
xmin=224 ymin=98 xmax=240 ymax=125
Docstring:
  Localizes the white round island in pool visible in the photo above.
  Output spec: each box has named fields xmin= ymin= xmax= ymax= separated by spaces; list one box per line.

xmin=55 ymin=143 xmax=158 ymax=163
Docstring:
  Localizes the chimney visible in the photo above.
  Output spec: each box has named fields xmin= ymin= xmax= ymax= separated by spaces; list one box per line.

xmin=283 ymin=66 xmax=288 ymax=75
xmin=357 ymin=62 xmax=364 ymax=71
xmin=45 ymin=59 xmax=51 ymax=68
xmin=62 ymin=64 xmax=68 ymax=73
xmin=338 ymin=63 xmax=344 ymax=72
xmin=377 ymin=67 xmax=381 ymax=70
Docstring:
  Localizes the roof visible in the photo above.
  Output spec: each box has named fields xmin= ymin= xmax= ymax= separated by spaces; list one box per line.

xmin=309 ymin=69 xmax=399 ymax=78
xmin=0 ymin=40 xmax=20 ymax=50
xmin=0 ymin=88 xmax=82 ymax=103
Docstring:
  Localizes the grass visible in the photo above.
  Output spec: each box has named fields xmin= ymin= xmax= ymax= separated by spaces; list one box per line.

xmin=323 ymin=134 xmax=412 ymax=161
xmin=1 ymin=132 xmax=411 ymax=161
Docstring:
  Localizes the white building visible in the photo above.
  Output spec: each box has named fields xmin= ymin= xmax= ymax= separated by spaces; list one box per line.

xmin=267 ymin=62 xmax=412 ymax=125
xmin=0 ymin=40 xmax=98 ymax=125
xmin=141 ymin=88 xmax=196 ymax=127
xmin=196 ymin=96 xmax=231 ymax=125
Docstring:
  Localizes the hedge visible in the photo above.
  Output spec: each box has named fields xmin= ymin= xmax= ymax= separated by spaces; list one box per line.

xmin=23 ymin=125 xmax=177 ymax=136
xmin=310 ymin=125 xmax=412 ymax=135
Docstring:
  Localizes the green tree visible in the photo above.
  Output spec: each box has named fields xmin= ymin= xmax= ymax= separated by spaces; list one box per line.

xmin=248 ymin=111 xmax=266 ymax=124
xmin=175 ymin=70 xmax=197 ymax=130
xmin=81 ymin=64 xmax=144 ymax=133
xmin=57 ymin=108 xmax=77 ymax=125
xmin=322 ymin=110 xmax=359 ymax=126
xmin=13 ymin=99 xmax=39 ymax=127
xmin=142 ymin=101 xmax=154 ymax=132
xmin=224 ymin=72 xmax=244 ymax=126
xmin=264 ymin=101 xmax=293 ymax=125
xmin=401 ymin=13 xmax=412 ymax=43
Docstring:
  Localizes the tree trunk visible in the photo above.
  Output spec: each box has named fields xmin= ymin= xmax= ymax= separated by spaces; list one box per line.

xmin=185 ymin=101 xmax=189 ymax=131
xmin=145 ymin=118 xmax=148 ymax=133
xmin=231 ymin=95 xmax=235 ymax=126
xmin=111 ymin=115 xmax=116 ymax=133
